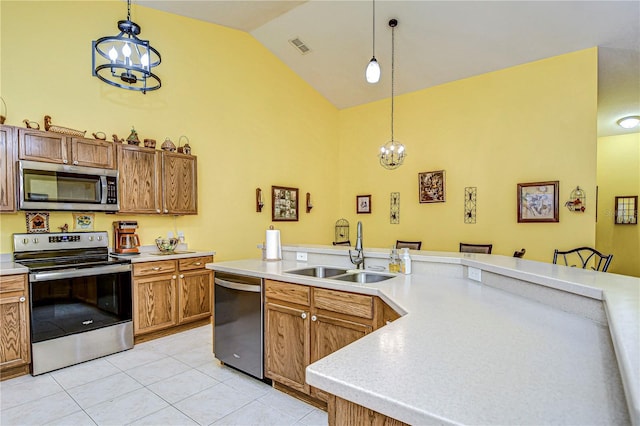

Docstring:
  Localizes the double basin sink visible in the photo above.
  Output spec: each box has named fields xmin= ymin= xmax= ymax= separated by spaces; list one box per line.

xmin=284 ymin=266 xmax=394 ymax=283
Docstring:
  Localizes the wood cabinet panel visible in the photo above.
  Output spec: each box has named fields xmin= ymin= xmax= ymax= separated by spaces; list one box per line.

xmin=117 ymin=144 xmax=161 ymax=214
xmin=265 ymin=280 xmax=310 ymax=306
xmin=329 ymin=395 xmax=410 ymax=426
xmin=179 ymin=269 xmax=212 ymax=323
xmin=70 ymin=137 xmax=114 ymax=168
xmin=18 ymin=129 xmax=68 ymax=164
xmin=162 ymin=152 xmax=197 ymax=215
xmin=264 ymin=301 xmax=310 ymax=393
xmin=0 ymin=274 xmax=30 ymax=380
xmin=0 ymin=125 xmax=17 ymax=212
xmin=178 ymin=256 xmax=213 ymax=271
xmin=313 ymin=288 xmax=373 ymax=319
xmin=133 ymin=260 xmax=177 ymax=277
xmin=311 ymin=314 xmax=371 ymax=363
xmin=133 ymin=275 xmax=177 ymax=335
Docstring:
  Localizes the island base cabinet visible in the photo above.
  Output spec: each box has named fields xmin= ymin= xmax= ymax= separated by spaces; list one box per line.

xmin=328 ymin=395 xmax=410 ymax=426
xmin=0 ymin=274 xmax=31 ymax=381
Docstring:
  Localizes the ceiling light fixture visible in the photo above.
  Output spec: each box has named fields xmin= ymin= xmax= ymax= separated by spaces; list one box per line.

xmin=379 ymin=19 xmax=406 ymax=170
xmin=92 ymin=0 xmax=161 ymax=94
xmin=365 ymin=0 xmax=380 ymax=83
xmin=617 ymin=115 xmax=640 ymax=129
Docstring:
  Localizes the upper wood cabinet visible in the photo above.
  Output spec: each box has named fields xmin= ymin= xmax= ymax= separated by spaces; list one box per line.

xmin=117 ymin=144 xmax=198 ymax=215
xmin=162 ymin=152 xmax=197 ymax=215
xmin=0 ymin=125 xmax=17 ymax=212
xmin=18 ymin=128 xmax=115 ymax=169
xmin=117 ymin=144 xmax=162 ymax=214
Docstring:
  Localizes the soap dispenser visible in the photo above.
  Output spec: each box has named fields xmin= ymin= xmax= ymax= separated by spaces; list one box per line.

xmin=400 ymin=248 xmax=412 ymax=274
xmin=389 ymin=247 xmax=401 ymax=273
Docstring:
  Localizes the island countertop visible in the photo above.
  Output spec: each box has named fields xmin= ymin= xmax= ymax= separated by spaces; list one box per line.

xmin=206 ymin=246 xmax=639 ymax=425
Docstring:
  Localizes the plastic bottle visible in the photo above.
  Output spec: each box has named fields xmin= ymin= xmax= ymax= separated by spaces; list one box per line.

xmin=389 ymin=247 xmax=401 ymax=273
xmin=400 ymin=247 xmax=412 ymax=274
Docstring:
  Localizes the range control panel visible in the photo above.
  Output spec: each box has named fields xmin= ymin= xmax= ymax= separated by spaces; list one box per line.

xmin=13 ymin=231 xmax=109 ymax=253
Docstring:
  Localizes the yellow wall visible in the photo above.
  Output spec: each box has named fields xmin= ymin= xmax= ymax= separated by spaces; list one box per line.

xmin=0 ymin=3 xmax=603 ymax=267
xmin=0 ymin=1 xmax=339 ymax=260
xmin=596 ymin=133 xmax=640 ymax=277
xmin=337 ymin=49 xmax=599 ymax=262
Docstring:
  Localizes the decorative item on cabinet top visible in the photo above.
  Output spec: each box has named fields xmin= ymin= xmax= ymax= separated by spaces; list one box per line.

xmin=144 ymin=139 xmax=156 ymax=148
xmin=44 ymin=115 xmax=86 ymax=137
xmin=177 ymin=136 xmax=192 ymax=155
xmin=161 ymin=137 xmax=176 ymax=152
xmin=92 ymin=132 xmax=107 ymax=140
xmin=0 ymin=96 xmax=6 ymax=124
xmin=23 ymin=119 xmax=40 ymax=130
xmin=126 ymin=127 xmax=140 ymax=145
xmin=112 ymin=134 xmax=125 ymax=144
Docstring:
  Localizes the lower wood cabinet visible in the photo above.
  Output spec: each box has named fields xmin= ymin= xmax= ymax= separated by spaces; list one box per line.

xmin=264 ymin=279 xmax=394 ymax=405
xmin=328 ymin=395 xmax=410 ymax=426
xmin=0 ymin=274 xmax=30 ymax=380
xmin=133 ymin=256 xmax=213 ymax=338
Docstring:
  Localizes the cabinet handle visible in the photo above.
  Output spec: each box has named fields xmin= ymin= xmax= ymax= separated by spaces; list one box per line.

xmin=301 ymin=312 xmax=307 ymax=319
xmin=19 ymin=296 xmax=26 ymax=302
xmin=164 ymin=209 xmax=169 ymax=213
xmin=194 ymin=262 xmax=202 ymax=266
xmin=152 ymin=267 xmax=161 ymax=271
xmin=156 ymin=209 xmax=161 ymax=213
xmin=172 ymin=275 xmax=177 ymax=279
xmin=63 ymin=159 xmax=68 ymax=164
xmin=73 ymin=160 xmax=78 ymax=165
xmin=311 ymin=315 xmax=317 ymax=322
xmin=179 ymin=274 xmax=184 ymax=278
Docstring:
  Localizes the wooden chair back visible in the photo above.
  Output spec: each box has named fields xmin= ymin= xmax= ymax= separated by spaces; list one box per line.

xmin=396 ymin=240 xmax=422 ymax=250
xmin=459 ymin=243 xmax=493 ymax=254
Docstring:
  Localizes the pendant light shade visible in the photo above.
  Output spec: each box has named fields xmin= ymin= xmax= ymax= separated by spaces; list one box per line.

xmin=92 ymin=0 xmax=161 ymax=94
xmin=379 ymin=19 xmax=406 ymax=170
xmin=365 ymin=0 xmax=380 ymax=84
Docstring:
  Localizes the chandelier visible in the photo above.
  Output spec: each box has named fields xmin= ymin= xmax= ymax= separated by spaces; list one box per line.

xmin=92 ymin=0 xmax=161 ymax=94
xmin=379 ymin=19 xmax=406 ymax=170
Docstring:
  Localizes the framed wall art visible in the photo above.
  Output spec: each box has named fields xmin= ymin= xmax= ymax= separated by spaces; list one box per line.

xmin=517 ymin=181 xmax=559 ymax=223
xmin=356 ymin=195 xmax=372 ymax=214
xmin=72 ymin=213 xmax=95 ymax=231
xmin=26 ymin=212 xmax=49 ymax=233
xmin=272 ymin=186 xmax=299 ymax=221
xmin=614 ymin=195 xmax=637 ymax=224
xmin=419 ymin=170 xmax=446 ymax=203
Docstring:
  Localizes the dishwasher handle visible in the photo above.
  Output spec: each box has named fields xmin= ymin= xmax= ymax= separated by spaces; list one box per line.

xmin=214 ymin=277 xmax=261 ymax=293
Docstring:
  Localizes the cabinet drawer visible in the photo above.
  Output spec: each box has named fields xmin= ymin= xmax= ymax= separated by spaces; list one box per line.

xmin=313 ymin=288 xmax=373 ymax=320
xmin=179 ymin=256 xmax=213 ymax=271
xmin=265 ymin=280 xmax=310 ymax=306
xmin=134 ymin=260 xmax=177 ymax=277
xmin=0 ymin=274 xmax=27 ymax=293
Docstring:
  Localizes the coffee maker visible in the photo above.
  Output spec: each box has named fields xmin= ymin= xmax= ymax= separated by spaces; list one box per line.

xmin=113 ymin=221 xmax=140 ymax=254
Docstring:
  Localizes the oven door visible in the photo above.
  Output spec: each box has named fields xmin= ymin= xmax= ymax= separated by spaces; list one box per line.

xmin=29 ymin=263 xmax=132 ymax=343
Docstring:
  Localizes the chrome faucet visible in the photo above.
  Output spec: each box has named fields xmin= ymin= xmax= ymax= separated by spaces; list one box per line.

xmin=349 ymin=221 xmax=365 ymax=269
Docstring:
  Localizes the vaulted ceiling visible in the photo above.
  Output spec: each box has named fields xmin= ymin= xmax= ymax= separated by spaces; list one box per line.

xmin=139 ymin=1 xmax=640 ymax=137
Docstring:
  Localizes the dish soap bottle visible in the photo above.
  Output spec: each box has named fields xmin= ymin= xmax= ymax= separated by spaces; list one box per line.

xmin=389 ymin=247 xmax=401 ymax=273
xmin=400 ymin=248 xmax=412 ymax=274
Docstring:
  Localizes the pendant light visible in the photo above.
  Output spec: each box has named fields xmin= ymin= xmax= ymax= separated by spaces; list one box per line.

xmin=379 ymin=19 xmax=406 ymax=170
xmin=365 ymin=0 xmax=381 ymax=83
xmin=92 ymin=0 xmax=161 ymax=94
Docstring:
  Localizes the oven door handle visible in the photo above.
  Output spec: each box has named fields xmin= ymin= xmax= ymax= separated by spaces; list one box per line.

xmin=30 ymin=264 xmax=132 ymax=282
xmin=214 ymin=278 xmax=261 ymax=293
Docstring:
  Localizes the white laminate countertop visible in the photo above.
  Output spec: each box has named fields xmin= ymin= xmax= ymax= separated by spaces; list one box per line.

xmin=0 ymin=262 xmax=29 ymax=276
xmin=111 ymin=249 xmax=215 ymax=263
xmin=206 ymin=248 xmax=639 ymax=426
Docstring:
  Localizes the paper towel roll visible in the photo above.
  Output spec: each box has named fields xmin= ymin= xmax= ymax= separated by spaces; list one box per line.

xmin=265 ymin=229 xmax=281 ymax=261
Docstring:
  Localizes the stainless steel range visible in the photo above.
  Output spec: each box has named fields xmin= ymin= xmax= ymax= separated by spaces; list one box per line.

xmin=13 ymin=231 xmax=133 ymax=375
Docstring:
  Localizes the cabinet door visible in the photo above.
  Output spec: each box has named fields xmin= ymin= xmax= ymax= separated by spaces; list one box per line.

xmin=0 ymin=275 xmax=30 ymax=373
xmin=18 ymin=128 xmax=68 ymax=164
xmin=69 ymin=137 xmax=115 ymax=169
xmin=0 ymin=125 xmax=17 ymax=212
xmin=117 ymin=144 xmax=161 ymax=214
xmin=310 ymin=314 xmax=371 ymax=401
xmin=178 ymin=269 xmax=212 ymax=323
xmin=162 ymin=152 xmax=197 ymax=215
xmin=133 ymin=275 xmax=177 ymax=335
xmin=264 ymin=301 xmax=310 ymax=394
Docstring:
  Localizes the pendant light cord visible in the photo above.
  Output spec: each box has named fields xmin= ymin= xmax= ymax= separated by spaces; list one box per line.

xmin=390 ymin=23 xmax=395 ymax=142
xmin=127 ymin=0 xmax=131 ymax=22
xmin=372 ymin=0 xmax=376 ymax=57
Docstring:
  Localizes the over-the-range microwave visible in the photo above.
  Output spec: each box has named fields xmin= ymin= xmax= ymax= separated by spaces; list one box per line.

xmin=17 ymin=160 xmax=119 ymax=212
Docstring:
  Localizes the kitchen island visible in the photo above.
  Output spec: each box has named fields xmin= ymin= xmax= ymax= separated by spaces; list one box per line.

xmin=206 ymin=245 xmax=639 ymax=425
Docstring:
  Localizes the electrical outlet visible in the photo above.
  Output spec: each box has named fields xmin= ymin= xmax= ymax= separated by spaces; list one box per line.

xmin=468 ymin=267 xmax=482 ymax=282
xmin=296 ymin=252 xmax=308 ymax=261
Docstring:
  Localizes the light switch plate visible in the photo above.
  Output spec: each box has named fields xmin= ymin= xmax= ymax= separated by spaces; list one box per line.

xmin=468 ymin=267 xmax=482 ymax=282
xmin=296 ymin=252 xmax=308 ymax=261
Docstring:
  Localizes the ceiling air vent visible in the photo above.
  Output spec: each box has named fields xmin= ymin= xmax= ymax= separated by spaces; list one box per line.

xmin=288 ymin=37 xmax=311 ymax=55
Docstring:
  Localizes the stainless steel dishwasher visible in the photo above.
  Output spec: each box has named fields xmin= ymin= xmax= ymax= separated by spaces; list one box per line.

xmin=214 ymin=271 xmax=264 ymax=379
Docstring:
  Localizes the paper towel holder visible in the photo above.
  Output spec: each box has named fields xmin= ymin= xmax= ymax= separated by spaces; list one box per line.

xmin=256 ymin=188 xmax=264 ymax=212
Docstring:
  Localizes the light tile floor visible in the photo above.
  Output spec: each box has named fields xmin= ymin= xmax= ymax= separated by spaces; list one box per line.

xmin=0 ymin=326 xmax=327 ymax=426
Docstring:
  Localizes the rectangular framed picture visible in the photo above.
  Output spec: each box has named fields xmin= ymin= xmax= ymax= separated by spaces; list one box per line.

xmin=272 ymin=186 xmax=299 ymax=221
xmin=357 ymin=195 xmax=371 ymax=214
xmin=419 ymin=170 xmax=446 ymax=203
xmin=517 ymin=181 xmax=559 ymax=223
xmin=72 ymin=213 xmax=95 ymax=231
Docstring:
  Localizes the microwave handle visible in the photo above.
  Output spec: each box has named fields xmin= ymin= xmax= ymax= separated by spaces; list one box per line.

xmin=100 ymin=176 xmax=108 ymax=204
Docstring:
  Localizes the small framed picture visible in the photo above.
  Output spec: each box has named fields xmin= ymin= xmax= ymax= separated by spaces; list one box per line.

xmin=26 ymin=212 xmax=50 ymax=233
xmin=272 ymin=186 xmax=299 ymax=221
xmin=73 ymin=213 xmax=95 ymax=231
xmin=419 ymin=170 xmax=446 ymax=203
xmin=356 ymin=195 xmax=371 ymax=214
xmin=517 ymin=181 xmax=559 ymax=223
